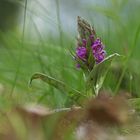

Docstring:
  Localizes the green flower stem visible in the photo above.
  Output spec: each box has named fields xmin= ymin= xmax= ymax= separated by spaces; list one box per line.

xmin=85 ymin=74 xmax=96 ymax=98
xmin=85 ymin=86 xmax=96 ymax=98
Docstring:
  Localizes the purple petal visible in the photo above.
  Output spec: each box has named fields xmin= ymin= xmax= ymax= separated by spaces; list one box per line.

xmin=76 ymin=47 xmax=87 ymax=60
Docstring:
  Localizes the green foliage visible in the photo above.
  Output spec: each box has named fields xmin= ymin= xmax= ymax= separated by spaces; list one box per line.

xmin=86 ymin=53 xmax=120 ymax=95
xmin=30 ymin=72 xmax=86 ymax=104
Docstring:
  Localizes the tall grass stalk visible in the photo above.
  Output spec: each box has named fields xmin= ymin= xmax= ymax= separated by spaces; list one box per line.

xmin=115 ymin=23 xmax=140 ymax=94
xmin=10 ymin=0 xmax=28 ymax=97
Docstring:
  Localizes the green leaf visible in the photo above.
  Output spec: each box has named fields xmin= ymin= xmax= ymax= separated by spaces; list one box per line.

xmin=29 ymin=72 xmax=87 ymax=100
xmin=86 ymin=53 xmax=121 ymax=95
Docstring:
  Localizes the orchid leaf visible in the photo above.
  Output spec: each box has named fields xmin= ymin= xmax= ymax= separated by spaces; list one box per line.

xmin=29 ymin=73 xmax=86 ymax=100
xmin=86 ymin=53 xmax=120 ymax=95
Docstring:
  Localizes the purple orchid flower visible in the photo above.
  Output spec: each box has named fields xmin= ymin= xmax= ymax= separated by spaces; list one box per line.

xmin=75 ymin=35 xmax=106 ymax=69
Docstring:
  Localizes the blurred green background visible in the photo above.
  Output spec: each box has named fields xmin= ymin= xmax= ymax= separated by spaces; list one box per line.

xmin=0 ymin=0 xmax=140 ymax=108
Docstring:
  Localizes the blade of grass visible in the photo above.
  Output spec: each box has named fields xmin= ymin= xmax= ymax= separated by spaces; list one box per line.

xmin=115 ymin=23 xmax=140 ymax=94
xmin=55 ymin=0 xmax=63 ymax=47
xmin=30 ymin=17 xmax=56 ymax=102
xmin=10 ymin=0 xmax=28 ymax=97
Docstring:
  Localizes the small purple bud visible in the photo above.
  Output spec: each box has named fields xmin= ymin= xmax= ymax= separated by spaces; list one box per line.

xmin=76 ymin=63 xmax=81 ymax=68
xmin=82 ymin=39 xmax=87 ymax=47
xmin=90 ymin=34 xmax=94 ymax=39
xmin=90 ymin=34 xmax=94 ymax=45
